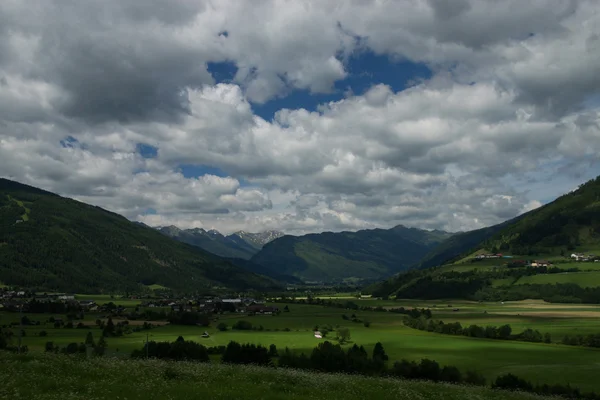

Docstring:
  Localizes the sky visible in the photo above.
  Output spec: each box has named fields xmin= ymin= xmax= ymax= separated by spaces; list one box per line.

xmin=1 ymin=0 xmax=600 ymax=235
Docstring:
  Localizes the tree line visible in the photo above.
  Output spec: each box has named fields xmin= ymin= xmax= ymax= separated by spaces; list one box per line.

xmin=370 ymin=266 xmax=600 ymax=304
xmin=125 ymin=337 xmax=599 ymax=400
xmin=403 ymin=317 xmax=551 ymax=343
xmin=561 ymin=333 xmax=600 ymax=348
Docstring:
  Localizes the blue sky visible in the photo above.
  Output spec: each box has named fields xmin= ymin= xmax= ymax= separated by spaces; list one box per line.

xmin=163 ymin=52 xmax=432 ymax=182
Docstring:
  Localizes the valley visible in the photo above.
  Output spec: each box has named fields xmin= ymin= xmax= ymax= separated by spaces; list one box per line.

xmin=2 ymin=294 xmax=600 ymax=393
xmin=3 ymin=177 xmax=600 ymax=399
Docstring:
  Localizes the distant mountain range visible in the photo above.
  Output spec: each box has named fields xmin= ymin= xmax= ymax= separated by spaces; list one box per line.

xmin=0 ymin=179 xmax=278 ymax=293
xmin=157 ymin=226 xmax=284 ymax=260
xmin=249 ymin=226 xmax=453 ymax=282
xmin=3 ymin=175 xmax=599 ymax=292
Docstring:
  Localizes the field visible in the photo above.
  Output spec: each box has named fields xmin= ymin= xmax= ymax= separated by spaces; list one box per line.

xmin=0 ymin=352 xmax=555 ymax=400
xmin=3 ymin=298 xmax=600 ymax=392
xmin=515 ymin=271 xmax=600 ymax=287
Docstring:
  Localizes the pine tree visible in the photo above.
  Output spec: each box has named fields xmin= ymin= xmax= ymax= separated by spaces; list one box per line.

xmin=372 ymin=342 xmax=388 ymax=361
xmin=94 ymin=336 xmax=107 ymax=356
xmin=85 ymin=332 xmax=95 ymax=347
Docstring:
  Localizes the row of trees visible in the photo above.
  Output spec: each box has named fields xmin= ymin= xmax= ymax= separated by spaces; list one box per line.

xmin=272 ymin=297 xmax=433 ymax=319
xmin=78 ymin=337 xmax=600 ymax=400
xmin=561 ymin=333 xmax=600 ymax=348
xmin=131 ymin=336 xmax=209 ymax=361
xmin=403 ymin=317 xmax=550 ymax=343
xmin=44 ymin=332 xmax=107 ymax=356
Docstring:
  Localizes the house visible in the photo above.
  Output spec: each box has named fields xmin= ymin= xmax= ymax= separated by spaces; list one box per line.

xmin=222 ymin=298 xmax=242 ymax=304
xmin=314 ymin=331 xmax=322 ymax=339
xmin=531 ymin=260 xmax=551 ymax=267
xmin=475 ymin=253 xmax=502 ymax=260
xmin=79 ymin=300 xmax=96 ymax=309
xmin=58 ymin=294 xmax=75 ymax=301
xmin=246 ymin=305 xmax=279 ymax=315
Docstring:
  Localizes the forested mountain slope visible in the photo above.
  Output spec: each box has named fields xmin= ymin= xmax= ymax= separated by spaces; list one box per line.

xmin=0 ymin=179 xmax=278 ymax=293
xmin=482 ymin=177 xmax=600 ymax=255
xmin=251 ymin=225 xmax=452 ymax=282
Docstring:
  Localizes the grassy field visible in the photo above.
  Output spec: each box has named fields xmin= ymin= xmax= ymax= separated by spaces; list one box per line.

xmin=3 ymin=299 xmax=600 ymax=391
xmin=146 ymin=284 xmax=169 ymax=291
xmin=515 ymin=271 xmax=600 ymax=287
xmin=0 ymin=352 xmax=554 ymax=400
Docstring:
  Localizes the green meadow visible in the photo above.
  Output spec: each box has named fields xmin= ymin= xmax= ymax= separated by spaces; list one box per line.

xmin=515 ymin=271 xmax=600 ymax=287
xmin=0 ymin=352 xmax=555 ymax=400
xmin=3 ymin=298 xmax=600 ymax=392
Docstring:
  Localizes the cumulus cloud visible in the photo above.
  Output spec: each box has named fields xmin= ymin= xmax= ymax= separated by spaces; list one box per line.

xmin=0 ymin=0 xmax=599 ymax=235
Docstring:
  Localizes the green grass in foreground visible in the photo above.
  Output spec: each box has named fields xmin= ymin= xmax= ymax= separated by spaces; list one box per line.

xmin=4 ymin=300 xmax=600 ymax=391
xmin=0 ymin=352 xmax=552 ymax=400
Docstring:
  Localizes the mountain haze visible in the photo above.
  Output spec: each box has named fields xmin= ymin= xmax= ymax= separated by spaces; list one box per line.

xmin=0 ymin=179 xmax=278 ymax=293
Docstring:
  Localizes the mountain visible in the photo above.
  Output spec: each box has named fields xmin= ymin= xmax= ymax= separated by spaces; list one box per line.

xmin=0 ymin=179 xmax=278 ymax=293
xmin=157 ymin=227 xmax=284 ymax=260
xmin=367 ymin=176 xmax=600 ymax=300
xmin=480 ymin=177 xmax=600 ymax=255
xmin=416 ymin=220 xmax=517 ymax=269
xmin=157 ymin=226 xmax=258 ymax=260
xmin=228 ymin=230 xmax=285 ymax=250
xmin=250 ymin=225 xmax=453 ymax=282
xmin=224 ymin=257 xmax=303 ymax=284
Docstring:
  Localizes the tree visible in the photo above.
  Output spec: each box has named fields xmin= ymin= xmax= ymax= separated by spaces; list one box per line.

xmin=232 ymin=320 xmax=253 ymax=330
xmin=268 ymin=344 xmax=278 ymax=357
xmin=85 ymin=332 xmax=95 ymax=347
xmin=283 ymin=305 xmax=290 ymax=312
xmin=498 ymin=324 xmax=512 ymax=339
xmin=363 ymin=320 xmax=371 ymax=328
xmin=64 ymin=342 xmax=79 ymax=354
xmin=372 ymin=342 xmax=388 ymax=362
xmin=176 ymin=336 xmax=185 ymax=342
xmin=544 ymin=332 xmax=552 ymax=344
xmin=44 ymin=341 xmax=54 ymax=352
xmin=39 ymin=330 xmax=48 ymax=337
xmin=336 ymin=327 xmax=351 ymax=344
xmin=94 ymin=336 xmax=107 ymax=356
xmin=217 ymin=322 xmax=228 ymax=332
xmin=105 ymin=317 xmax=115 ymax=334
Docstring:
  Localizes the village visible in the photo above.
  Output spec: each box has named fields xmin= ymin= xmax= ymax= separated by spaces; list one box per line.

xmin=473 ymin=252 xmax=600 ymax=267
xmin=0 ymin=289 xmax=279 ymax=318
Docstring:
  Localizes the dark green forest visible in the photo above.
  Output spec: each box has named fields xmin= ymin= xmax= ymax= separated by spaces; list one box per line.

xmin=482 ymin=177 xmax=600 ymax=255
xmin=0 ymin=179 xmax=277 ymax=293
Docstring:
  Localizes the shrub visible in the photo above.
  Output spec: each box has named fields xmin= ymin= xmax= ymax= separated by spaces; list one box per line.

xmin=232 ymin=320 xmax=253 ymax=330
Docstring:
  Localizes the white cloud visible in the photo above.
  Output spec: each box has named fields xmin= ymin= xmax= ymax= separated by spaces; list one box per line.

xmin=0 ymin=0 xmax=599 ymax=235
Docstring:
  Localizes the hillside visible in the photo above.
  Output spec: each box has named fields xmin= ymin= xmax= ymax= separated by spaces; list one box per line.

xmin=367 ymin=177 xmax=600 ymax=300
xmin=0 ymin=179 xmax=278 ymax=293
xmin=416 ymin=219 xmax=520 ymax=269
xmin=158 ymin=227 xmax=284 ymax=260
xmin=251 ymin=225 xmax=453 ymax=282
xmin=482 ymin=177 xmax=600 ymax=255
xmin=0 ymin=352 xmax=554 ymax=400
